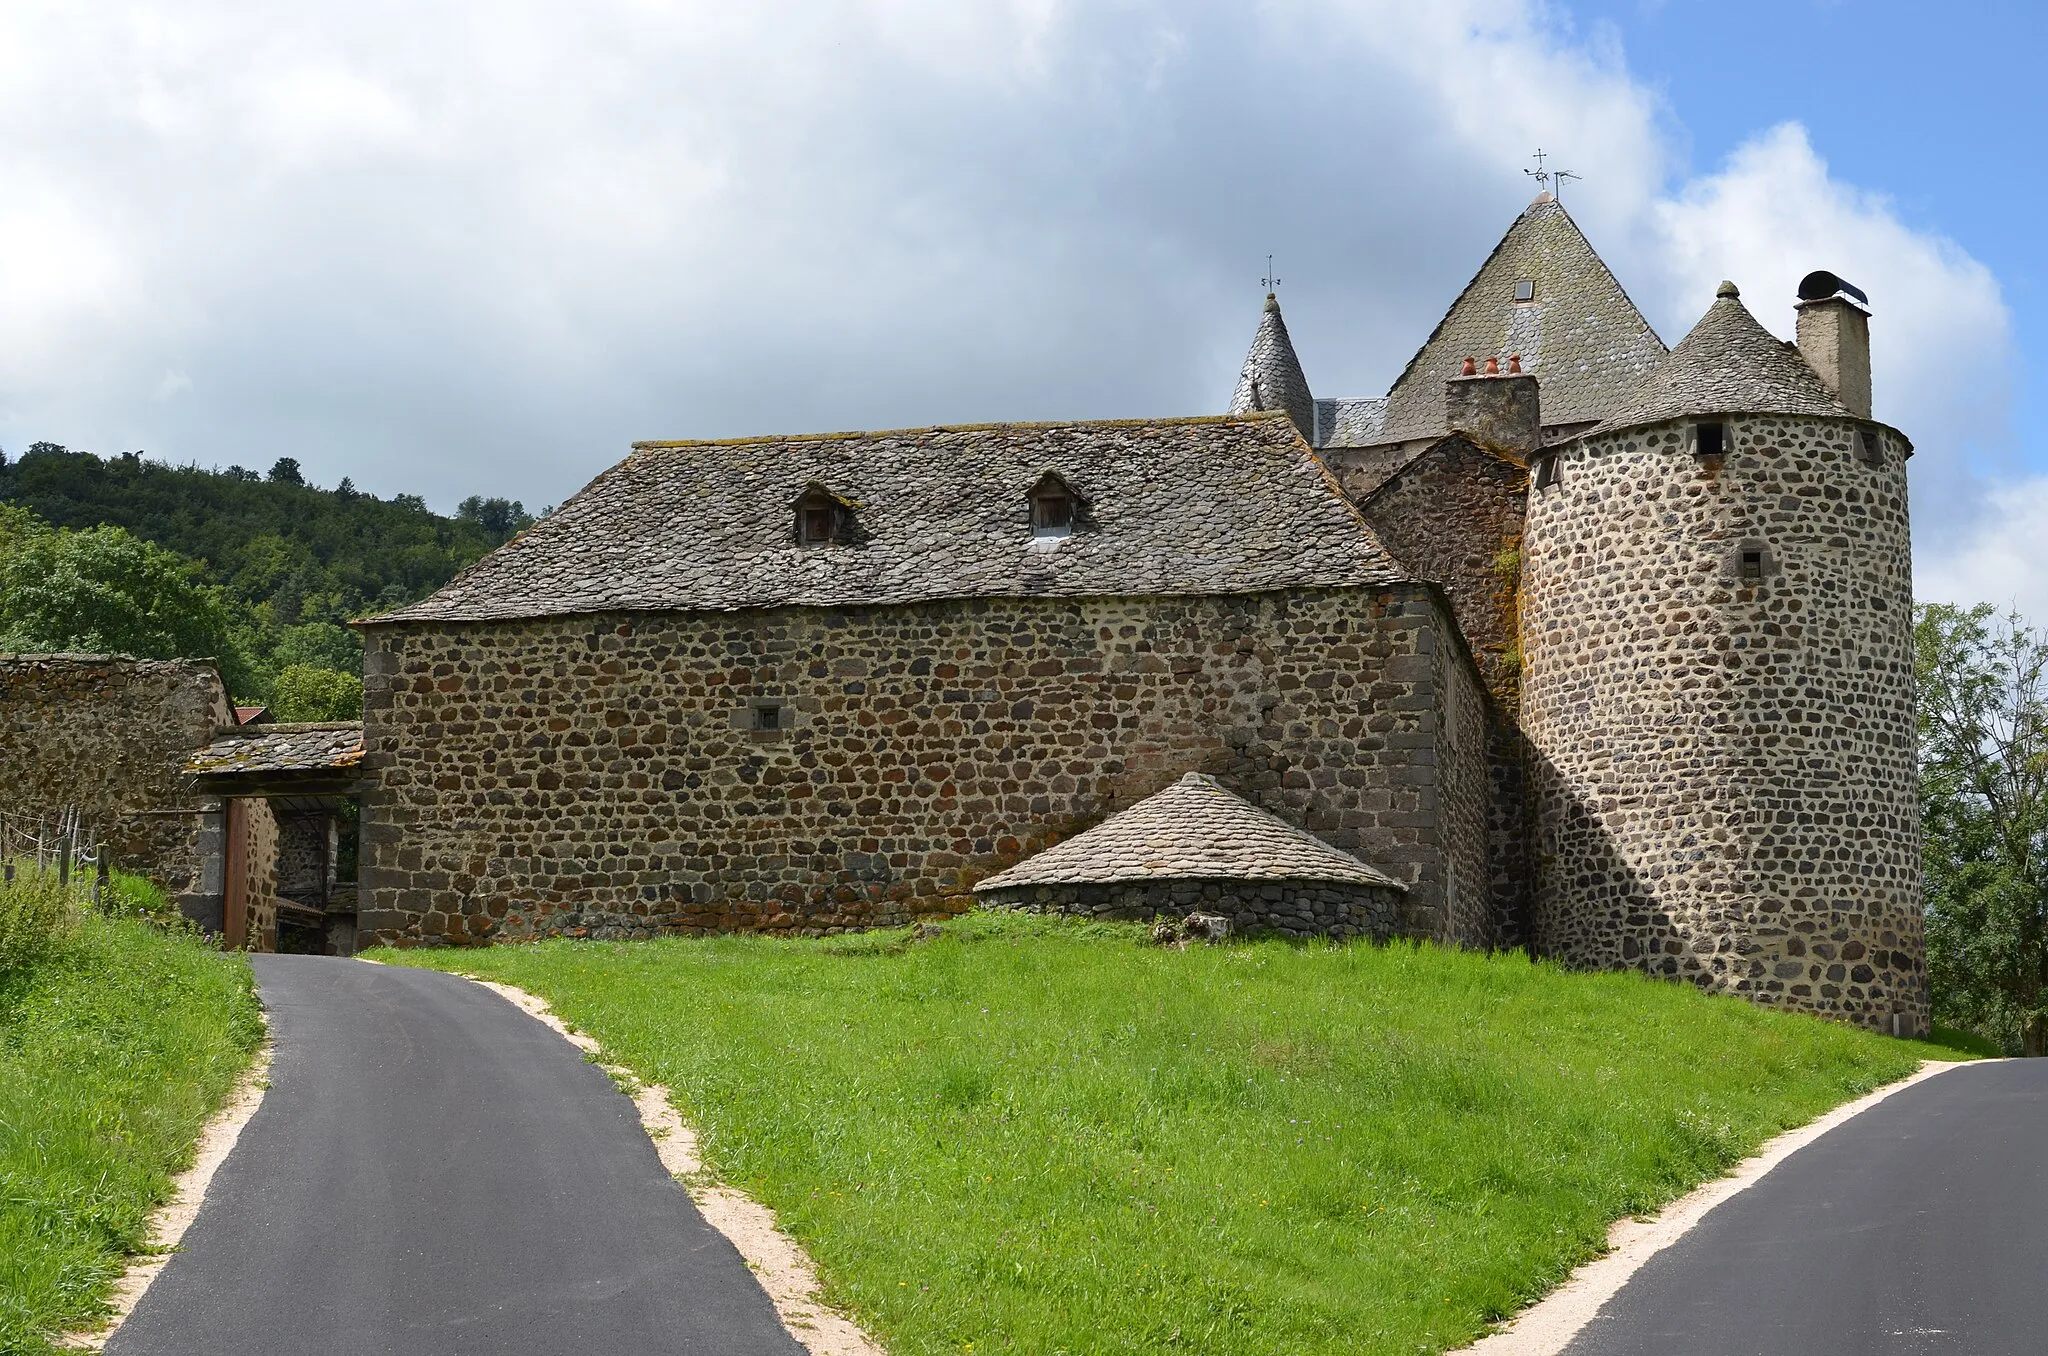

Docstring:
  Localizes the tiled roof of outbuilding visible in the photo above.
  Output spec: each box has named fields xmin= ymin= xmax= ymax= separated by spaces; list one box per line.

xmin=1597 ymin=282 xmax=1854 ymax=430
xmin=974 ymin=772 xmax=1405 ymax=891
xmin=1374 ymin=196 xmax=1668 ymax=445
xmin=1228 ymin=294 xmax=1316 ymax=439
xmin=186 ymin=723 xmax=363 ymax=777
xmin=366 ymin=415 xmax=1412 ymax=625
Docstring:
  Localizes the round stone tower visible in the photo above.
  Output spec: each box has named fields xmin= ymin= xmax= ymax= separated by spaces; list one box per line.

xmin=1517 ymin=278 xmax=1927 ymax=1034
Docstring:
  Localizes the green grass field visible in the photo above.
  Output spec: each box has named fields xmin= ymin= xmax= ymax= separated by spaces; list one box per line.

xmin=384 ymin=914 xmax=1956 ymax=1356
xmin=0 ymin=902 xmax=263 ymax=1355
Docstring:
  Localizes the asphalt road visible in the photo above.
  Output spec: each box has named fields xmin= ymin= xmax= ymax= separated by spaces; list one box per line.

xmin=108 ymin=955 xmax=804 ymax=1356
xmin=1565 ymin=1058 xmax=2048 ymax=1356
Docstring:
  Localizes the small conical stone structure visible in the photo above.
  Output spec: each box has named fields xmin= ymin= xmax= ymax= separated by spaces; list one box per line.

xmin=1228 ymin=293 xmax=1316 ymax=442
xmin=974 ymin=772 xmax=1407 ymax=940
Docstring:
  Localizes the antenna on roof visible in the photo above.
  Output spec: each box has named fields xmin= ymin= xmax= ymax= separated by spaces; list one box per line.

xmin=1262 ymin=254 xmax=1281 ymax=294
xmin=1553 ymin=168 xmax=1581 ymax=202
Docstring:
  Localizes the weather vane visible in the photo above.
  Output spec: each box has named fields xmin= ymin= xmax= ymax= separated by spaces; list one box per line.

xmin=1525 ymin=149 xmax=1581 ymax=201
xmin=1262 ymin=254 xmax=1281 ymax=293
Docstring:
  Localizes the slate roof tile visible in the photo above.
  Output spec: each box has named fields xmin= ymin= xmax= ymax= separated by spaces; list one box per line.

xmin=1373 ymin=196 xmax=1668 ymax=445
xmin=186 ymin=723 xmax=364 ymax=776
xmin=1598 ymin=282 xmax=1855 ymax=429
xmin=1227 ymin=294 xmax=1316 ymax=439
xmin=974 ymin=772 xmax=1405 ymax=891
xmin=367 ymin=415 xmax=1412 ymax=625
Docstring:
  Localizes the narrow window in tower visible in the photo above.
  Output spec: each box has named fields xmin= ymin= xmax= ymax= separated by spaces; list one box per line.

xmin=1532 ymin=452 xmax=1560 ymax=489
xmin=755 ymin=704 xmax=783 ymax=731
xmin=1856 ymin=428 xmax=1882 ymax=467
xmin=1739 ymin=549 xmax=1764 ymax=581
xmin=1694 ymin=421 xmax=1726 ymax=459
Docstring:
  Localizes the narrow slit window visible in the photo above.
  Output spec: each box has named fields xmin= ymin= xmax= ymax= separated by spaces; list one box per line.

xmin=1694 ymin=422 xmax=1726 ymax=459
xmin=1856 ymin=428 xmax=1882 ymax=467
xmin=1532 ymin=452 xmax=1560 ymax=490
xmin=1739 ymin=549 xmax=1764 ymax=581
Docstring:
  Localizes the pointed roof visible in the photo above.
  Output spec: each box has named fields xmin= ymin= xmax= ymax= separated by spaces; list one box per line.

xmin=1228 ymin=293 xmax=1315 ymax=440
xmin=973 ymin=772 xmax=1404 ymax=892
xmin=1375 ymin=196 xmax=1667 ymax=444
xmin=1598 ymin=281 xmax=1854 ymax=430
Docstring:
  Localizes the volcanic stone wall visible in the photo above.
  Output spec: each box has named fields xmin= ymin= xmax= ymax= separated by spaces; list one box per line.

xmin=981 ymin=878 xmax=1404 ymax=941
xmin=1518 ymin=414 xmax=1926 ymax=1032
xmin=358 ymin=586 xmax=1494 ymax=947
xmin=0 ymin=655 xmax=232 ymax=908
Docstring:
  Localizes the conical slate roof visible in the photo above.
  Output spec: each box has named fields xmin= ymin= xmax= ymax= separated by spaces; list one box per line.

xmin=973 ymin=773 xmax=1404 ymax=891
xmin=1228 ymin=294 xmax=1315 ymax=441
xmin=1598 ymin=281 xmax=1853 ymax=430
xmin=1376 ymin=196 xmax=1667 ymax=444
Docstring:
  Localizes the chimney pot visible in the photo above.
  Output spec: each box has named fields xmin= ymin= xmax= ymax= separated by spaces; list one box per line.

xmin=1508 ymin=354 xmax=1523 ymax=375
xmin=1484 ymin=356 xmax=1501 ymax=376
xmin=1461 ymin=357 xmax=1477 ymax=376
xmin=1794 ymin=272 xmax=1873 ymax=419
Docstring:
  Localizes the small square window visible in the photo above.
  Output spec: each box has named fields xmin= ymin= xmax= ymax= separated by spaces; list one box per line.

xmin=1513 ymin=279 xmax=1535 ymax=302
xmin=1532 ymin=452 xmax=1560 ymax=489
xmin=1856 ymin=428 xmax=1882 ymax=467
xmin=801 ymin=506 xmax=835 ymax=543
xmin=755 ymin=704 xmax=782 ymax=731
xmin=1739 ymin=549 xmax=1763 ymax=581
xmin=1033 ymin=495 xmax=1071 ymax=532
xmin=1694 ymin=422 xmax=1726 ymax=459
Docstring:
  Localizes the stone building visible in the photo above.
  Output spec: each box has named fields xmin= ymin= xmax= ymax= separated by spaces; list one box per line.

xmin=350 ymin=191 xmax=1925 ymax=1034
xmin=0 ymin=654 xmax=285 ymax=949
xmin=356 ymin=416 xmax=1492 ymax=949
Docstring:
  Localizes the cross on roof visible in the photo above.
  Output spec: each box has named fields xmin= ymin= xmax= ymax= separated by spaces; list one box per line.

xmin=1524 ymin=149 xmax=1581 ymax=201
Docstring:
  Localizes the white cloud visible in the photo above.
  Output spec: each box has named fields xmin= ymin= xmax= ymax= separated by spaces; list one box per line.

xmin=0 ymin=0 xmax=2023 ymax=618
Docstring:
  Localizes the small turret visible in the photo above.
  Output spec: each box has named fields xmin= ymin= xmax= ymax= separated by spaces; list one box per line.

xmin=1228 ymin=292 xmax=1315 ymax=441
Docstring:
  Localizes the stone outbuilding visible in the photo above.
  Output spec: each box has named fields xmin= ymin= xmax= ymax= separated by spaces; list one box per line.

xmin=974 ymin=771 xmax=1406 ymax=939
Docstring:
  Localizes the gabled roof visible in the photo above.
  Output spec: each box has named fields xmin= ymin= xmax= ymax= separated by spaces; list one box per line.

xmin=974 ymin=772 xmax=1405 ymax=891
xmin=1227 ymin=294 xmax=1315 ymax=439
xmin=1374 ymin=195 xmax=1668 ymax=444
xmin=366 ymin=415 xmax=1412 ymax=626
xmin=1598 ymin=281 xmax=1854 ymax=430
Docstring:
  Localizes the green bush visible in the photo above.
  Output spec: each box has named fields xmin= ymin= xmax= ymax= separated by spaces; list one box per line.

xmin=0 ymin=865 xmax=79 ymax=976
xmin=268 ymin=664 xmax=364 ymax=722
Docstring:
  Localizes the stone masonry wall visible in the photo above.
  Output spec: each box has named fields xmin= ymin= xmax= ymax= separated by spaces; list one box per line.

xmin=232 ymin=797 xmax=280 ymax=952
xmin=1435 ymin=619 xmax=1494 ymax=945
xmin=982 ymin=878 xmax=1404 ymax=941
xmin=1519 ymin=415 xmax=1926 ymax=1033
xmin=0 ymin=655 xmax=232 ymax=908
xmin=359 ymin=587 xmax=1494 ymax=947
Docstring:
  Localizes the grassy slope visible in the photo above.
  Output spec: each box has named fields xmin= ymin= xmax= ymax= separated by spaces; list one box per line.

xmin=0 ymin=917 xmax=263 ymax=1355
xmin=386 ymin=915 xmax=1946 ymax=1356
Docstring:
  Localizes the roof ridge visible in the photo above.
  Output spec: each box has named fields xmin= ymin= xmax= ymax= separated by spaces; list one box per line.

xmin=631 ymin=411 xmax=1293 ymax=451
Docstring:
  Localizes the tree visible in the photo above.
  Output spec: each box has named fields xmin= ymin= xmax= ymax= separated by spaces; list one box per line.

xmin=269 ymin=664 xmax=363 ymax=721
xmin=268 ymin=457 xmax=305 ymax=485
xmin=0 ymin=505 xmax=252 ymax=693
xmin=456 ymin=495 xmax=532 ymax=542
xmin=1918 ymin=603 xmax=2048 ymax=1054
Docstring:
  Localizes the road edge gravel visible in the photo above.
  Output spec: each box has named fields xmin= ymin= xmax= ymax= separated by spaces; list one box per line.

xmin=56 ymin=1043 xmax=275 ymax=1352
xmin=446 ymin=970 xmax=889 ymax=1356
xmin=1458 ymin=1056 xmax=1985 ymax=1355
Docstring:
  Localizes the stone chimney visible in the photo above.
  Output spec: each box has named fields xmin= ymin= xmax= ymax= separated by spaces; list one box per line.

xmin=1794 ymin=270 xmax=1871 ymax=418
xmin=1445 ymin=355 xmax=1541 ymax=459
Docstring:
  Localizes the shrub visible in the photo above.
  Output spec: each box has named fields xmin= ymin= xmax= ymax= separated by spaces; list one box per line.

xmin=0 ymin=864 xmax=80 ymax=975
xmin=269 ymin=664 xmax=364 ymax=721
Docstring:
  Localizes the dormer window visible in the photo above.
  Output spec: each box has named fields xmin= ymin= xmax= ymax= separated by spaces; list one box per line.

xmin=1513 ymin=279 xmax=1535 ymax=303
xmin=792 ymin=482 xmax=848 ymax=546
xmin=1027 ymin=472 xmax=1079 ymax=539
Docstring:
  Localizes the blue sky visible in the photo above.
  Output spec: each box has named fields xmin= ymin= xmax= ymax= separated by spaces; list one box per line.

xmin=1571 ymin=0 xmax=2040 ymax=479
xmin=0 ymin=0 xmax=2036 ymax=613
